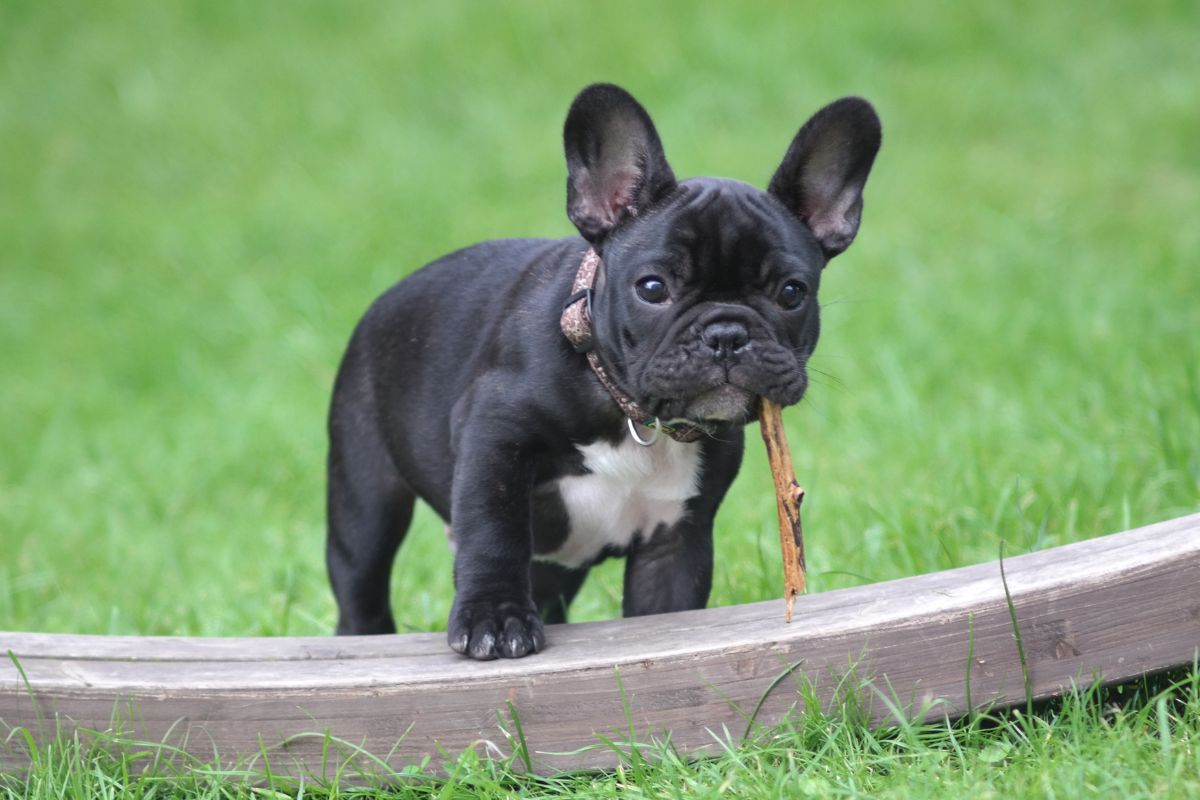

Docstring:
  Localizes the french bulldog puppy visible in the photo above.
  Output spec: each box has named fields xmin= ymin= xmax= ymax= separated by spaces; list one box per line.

xmin=326 ymin=83 xmax=880 ymax=659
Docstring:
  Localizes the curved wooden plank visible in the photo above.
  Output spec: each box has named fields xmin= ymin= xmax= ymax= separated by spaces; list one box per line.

xmin=3 ymin=513 xmax=1199 ymax=776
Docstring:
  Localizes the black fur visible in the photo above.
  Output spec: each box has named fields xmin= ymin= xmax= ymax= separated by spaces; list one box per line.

xmin=326 ymin=84 xmax=881 ymax=659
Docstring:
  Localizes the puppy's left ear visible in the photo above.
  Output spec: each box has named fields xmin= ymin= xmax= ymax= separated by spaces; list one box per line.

xmin=769 ymin=97 xmax=882 ymax=259
xmin=564 ymin=84 xmax=677 ymax=243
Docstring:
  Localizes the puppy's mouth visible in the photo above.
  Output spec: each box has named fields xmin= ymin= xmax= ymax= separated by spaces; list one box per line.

xmin=660 ymin=383 xmax=758 ymax=430
xmin=636 ymin=334 xmax=811 ymax=430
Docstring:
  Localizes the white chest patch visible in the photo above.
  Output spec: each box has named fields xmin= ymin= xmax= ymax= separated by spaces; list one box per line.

xmin=539 ymin=434 xmax=703 ymax=568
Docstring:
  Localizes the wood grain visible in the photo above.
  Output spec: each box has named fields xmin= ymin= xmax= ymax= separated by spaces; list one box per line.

xmin=3 ymin=513 xmax=1199 ymax=777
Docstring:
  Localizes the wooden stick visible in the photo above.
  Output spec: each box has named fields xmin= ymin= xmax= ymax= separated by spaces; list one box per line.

xmin=758 ymin=398 xmax=806 ymax=622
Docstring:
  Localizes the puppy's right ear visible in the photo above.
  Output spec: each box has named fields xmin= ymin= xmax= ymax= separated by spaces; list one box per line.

xmin=564 ymin=84 xmax=677 ymax=243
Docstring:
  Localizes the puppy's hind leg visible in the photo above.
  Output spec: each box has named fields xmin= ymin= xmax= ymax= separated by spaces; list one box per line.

xmin=531 ymin=561 xmax=589 ymax=625
xmin=326 ymin=398 xmax=415 ymax=636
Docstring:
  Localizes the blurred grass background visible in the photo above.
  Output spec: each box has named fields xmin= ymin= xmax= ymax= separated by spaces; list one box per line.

xmin=1 ymin=1 xmax=1197 ymax=639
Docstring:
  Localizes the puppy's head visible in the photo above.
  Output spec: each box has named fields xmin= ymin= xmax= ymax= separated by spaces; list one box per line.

xmin=564 ymin=84 xmax=881 ymax=430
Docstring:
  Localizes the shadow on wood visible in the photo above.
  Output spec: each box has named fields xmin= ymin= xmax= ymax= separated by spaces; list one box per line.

xmin=3 ymin=513 xmax=1199 ymax=776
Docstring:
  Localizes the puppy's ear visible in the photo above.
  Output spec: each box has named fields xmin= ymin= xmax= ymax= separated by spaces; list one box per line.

xmin=769 ymin=98 xmax=882 ymax=259
xmin=564 ymin=84 xmax=677 ymax=243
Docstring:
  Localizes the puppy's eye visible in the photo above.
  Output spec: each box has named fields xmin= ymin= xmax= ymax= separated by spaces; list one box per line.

xmin=635 ymin=276 xmax=669 ymax=304
xmin=778 ymin=280 xmax=809 ymax=310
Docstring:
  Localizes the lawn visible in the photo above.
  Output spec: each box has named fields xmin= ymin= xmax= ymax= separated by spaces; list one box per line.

xmin=2 ymin=0 xmax=1198 ymax=796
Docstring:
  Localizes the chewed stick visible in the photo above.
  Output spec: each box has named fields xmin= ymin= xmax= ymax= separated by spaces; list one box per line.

xmin=758 ymin=398 xmax=806 ymax=622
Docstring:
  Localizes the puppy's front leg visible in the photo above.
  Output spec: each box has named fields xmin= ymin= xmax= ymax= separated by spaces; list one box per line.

xmin=446 ymin=434 xmax=545 ymax=660
xmin=622 ymin=516 xmax=715 ymax=617
xmin=623 ymin=434 xmax=741 ymax=617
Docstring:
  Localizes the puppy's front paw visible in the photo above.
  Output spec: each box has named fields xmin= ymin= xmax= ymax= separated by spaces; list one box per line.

xmin=448 ymin=598 xmax=545 ymax=660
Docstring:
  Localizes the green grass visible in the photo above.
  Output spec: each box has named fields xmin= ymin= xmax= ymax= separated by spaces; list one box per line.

xmin=2 ymin=0 xmax=1198 ymax=795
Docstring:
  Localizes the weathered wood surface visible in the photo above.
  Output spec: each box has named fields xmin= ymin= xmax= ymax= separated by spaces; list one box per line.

xmin=3 ymin=513 xmax=1199 ymax=777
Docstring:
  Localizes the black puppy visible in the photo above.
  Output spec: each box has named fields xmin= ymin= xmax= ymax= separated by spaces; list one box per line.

xmin=326 ymin=84 xmax=880 ymax=659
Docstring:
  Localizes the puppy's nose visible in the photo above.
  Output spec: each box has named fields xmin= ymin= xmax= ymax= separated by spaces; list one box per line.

xmin=701 ymin=321 xmax=750 ymax=359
